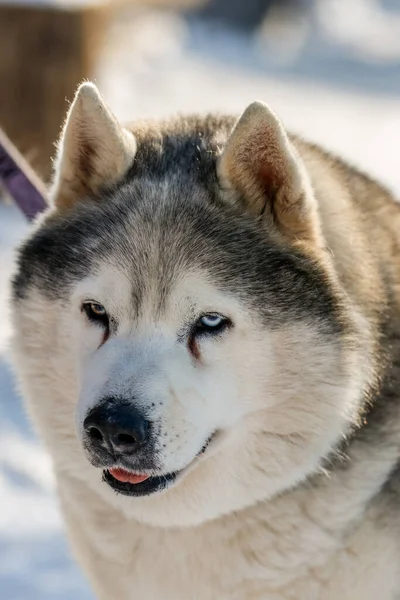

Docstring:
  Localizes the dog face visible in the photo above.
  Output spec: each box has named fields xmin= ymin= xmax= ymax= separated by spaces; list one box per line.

xmin=10 ymin=85 xmax=369 ymax=527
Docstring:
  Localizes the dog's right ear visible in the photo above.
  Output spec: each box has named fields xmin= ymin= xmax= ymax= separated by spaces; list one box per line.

xmin=51 ymin=82 xmax=137 ymax=210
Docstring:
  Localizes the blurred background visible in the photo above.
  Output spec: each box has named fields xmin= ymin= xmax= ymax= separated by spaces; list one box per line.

xmin=1 ymin=0 xmax=400 ymax=598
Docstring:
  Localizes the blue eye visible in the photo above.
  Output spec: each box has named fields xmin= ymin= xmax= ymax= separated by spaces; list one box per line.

xmin=200 ymin=314 xmax=224 ymax=329
xmin=194 ymin=313 xmax=230 ymax=337
xmin=188 ymin=313 xmax=231 ymax=357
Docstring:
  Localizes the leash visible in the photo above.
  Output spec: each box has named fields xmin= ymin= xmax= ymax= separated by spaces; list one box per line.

xmin=0 ymin=128 xmax=47 ymax=221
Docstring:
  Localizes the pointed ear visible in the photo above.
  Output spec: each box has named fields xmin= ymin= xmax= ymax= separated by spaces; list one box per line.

xmin=51 ymin=82 xmax=137 ymax=210
xmin=218 ymin=102 xmax=320 ymax=245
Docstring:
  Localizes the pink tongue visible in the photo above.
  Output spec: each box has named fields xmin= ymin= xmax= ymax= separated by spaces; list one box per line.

xmin=109 ymin=468 xmax=150 ymax=484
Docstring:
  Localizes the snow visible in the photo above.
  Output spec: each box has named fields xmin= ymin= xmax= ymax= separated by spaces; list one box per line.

xmin=0 ymin=202 xmax=94 ymax=600
xmin=1 ymin=3 xmax=400 ymax=598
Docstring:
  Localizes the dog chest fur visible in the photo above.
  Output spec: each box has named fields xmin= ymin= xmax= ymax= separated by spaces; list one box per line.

xmin=59 ymin=468 xmax=399 ymax=600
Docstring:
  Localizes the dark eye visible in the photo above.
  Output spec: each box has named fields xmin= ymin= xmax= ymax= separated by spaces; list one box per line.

xmin=194 ymin=313 xmax=230 ymax=336
xmin=82 ymin=301 xmax=109 ymax=327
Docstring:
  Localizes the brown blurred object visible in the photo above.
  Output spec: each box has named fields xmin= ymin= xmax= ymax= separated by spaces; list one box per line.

xmin=0 ymin=1 xmax=112 ymax=182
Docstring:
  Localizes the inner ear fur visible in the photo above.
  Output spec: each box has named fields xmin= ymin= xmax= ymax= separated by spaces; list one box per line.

xmin=218 ymin=101 xmax=321 ymax=245
xmin=51 ymin=82 xmax=137 ymax=210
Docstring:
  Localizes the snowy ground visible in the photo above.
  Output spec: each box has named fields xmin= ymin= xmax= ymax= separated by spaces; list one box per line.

xmin=1 ymin=4 xmax=400 ymax=599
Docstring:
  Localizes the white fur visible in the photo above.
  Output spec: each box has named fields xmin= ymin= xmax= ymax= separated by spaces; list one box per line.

xmin=10 ymin=259 xmax=399 ymax=598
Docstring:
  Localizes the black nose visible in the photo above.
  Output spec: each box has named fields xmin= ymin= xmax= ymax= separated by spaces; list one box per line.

xmin=83 ymin=400 xmax=150 ymax=457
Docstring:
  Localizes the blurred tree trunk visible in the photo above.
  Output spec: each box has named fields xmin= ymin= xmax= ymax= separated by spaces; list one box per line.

xmin=0 ymin=3 xmax=110 ymax=182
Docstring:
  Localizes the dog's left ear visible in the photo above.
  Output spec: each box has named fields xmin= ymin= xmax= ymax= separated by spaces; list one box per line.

xmin=218 ymin=102 xmax=320 ymax=245
xmin=51 ymin=82 xmax=137 ymax=210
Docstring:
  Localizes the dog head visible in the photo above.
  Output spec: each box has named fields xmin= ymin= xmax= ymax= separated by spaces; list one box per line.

xmin=10 ymin=84 xmax=372 ymax=527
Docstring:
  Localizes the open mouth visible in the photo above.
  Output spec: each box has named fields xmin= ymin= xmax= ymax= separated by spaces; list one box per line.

xmin=103 ymin=434 xmax=215 ymax=497
xmin=103 ymin=468 xmax=177 ymax=497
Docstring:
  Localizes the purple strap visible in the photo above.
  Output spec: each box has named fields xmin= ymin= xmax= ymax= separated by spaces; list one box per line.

xmin=0 ymin=128 xmax=47 ymax=221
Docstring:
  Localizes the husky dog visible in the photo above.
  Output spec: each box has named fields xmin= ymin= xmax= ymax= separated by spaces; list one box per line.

xmin=10 ymin=82 xmax=400 ymax=599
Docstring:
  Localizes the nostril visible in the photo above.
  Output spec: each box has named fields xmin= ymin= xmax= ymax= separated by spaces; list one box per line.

xmin=89 ymin=426 xmax=103 ymax=442
xmin=83 ymin=401 xmax=150 ymax=455
xmin=117 ymin=433 xmax=137 ymax=445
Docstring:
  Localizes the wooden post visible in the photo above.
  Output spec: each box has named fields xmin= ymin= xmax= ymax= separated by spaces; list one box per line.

xmin=0 ymin=2 xmax=111 ymax=181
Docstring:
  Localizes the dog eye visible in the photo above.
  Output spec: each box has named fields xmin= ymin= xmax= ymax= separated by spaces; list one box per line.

xmin=82 ymin=301 xmax=109 ymax=326
xmin=195 ymin=314 xmax=230 ymax=335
